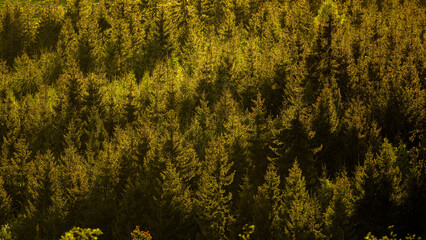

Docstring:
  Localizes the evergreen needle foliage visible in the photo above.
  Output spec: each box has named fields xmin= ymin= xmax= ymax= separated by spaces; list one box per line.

xmin=0 ymin=0 xmax=424 ymax=239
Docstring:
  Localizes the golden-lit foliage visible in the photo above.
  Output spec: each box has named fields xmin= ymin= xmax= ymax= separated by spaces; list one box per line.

xmin=0 ymin=0 xmax=424 ymax=239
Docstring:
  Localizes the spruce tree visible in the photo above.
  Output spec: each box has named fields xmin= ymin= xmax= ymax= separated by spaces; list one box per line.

xmin=273 ymin=102 xmax=318 ymax=183
xmin=252 ymin=162 xmax=283 ymax=240
xmin=304 ymin=0 xmax=343 ymax=105
xmin=58 ymin=145 xmax=90 ymax=228
xmin=282 ymin=160 xmax=322 ymax=240
xmin=0 ymin=176 xmax=11 ymax=226
xmin=310 ymin=87 xmax=341 ymax=176
xmin=104 ymin=19 xmax=133 ymax=78
xmin=247 ymin=93 xmax=274 ymax=186
xmin=35 ymin=4 xmax=64 ymax=52
xmin=165 ymin=0 xmax=196 ymax=50
xmin=9 ymin=54 xmax=42 ymax=99
xmin=14 ymin=152 xmax=59 ymax=240
xmin=149 ymin=162 xmax=194 ymax=240
xmin=0 ymin=1 xmax=34 ymax=67
xmin=83 ymin=140 xmax=121 ymax=238
xmin=200 ymin=0 xmax=232 ymax=31
xmin=185 ymin=96 xmax=214 ymax=163
xmin=2 ymin=138 xmax=31 ymax=215
xmin=75 ymin=5 xmax=103 ymax=74
xmin=352 ymin=140 xmax=403 ymax=238
xmin=195 ymin=139 xmax=235 ymax=240
xmin=324 ymin=172 xmax=356 ymax=240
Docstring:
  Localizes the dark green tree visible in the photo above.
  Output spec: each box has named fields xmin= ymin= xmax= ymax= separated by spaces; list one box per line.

xmin=0 ymin=1 xmax=34 ymax=67
xmin=35 ymin=4 xmax=64 ymax=52
xmin=310 ymin=87 xmax=341 ymax=176
xmin=2 ymin=139 xmax=31 ymax=215
xmin=0 ymin=176 xmax=11 ymax=226
xmin=195 ymin=139 xmax=235 ymax=240
xmin=304 ymin=0 xmax=344 ymax=105
xmin=352 ymin=140 xmax=404 ymax=238
xmin=247 ymin=93 xmax=274 ymax=186
xmin=252 ymin=162 xmax=283 ymax=240
xmin=165 ymin=0 xmax=196 ymax=50
xmin=324 ymin=172 xmax=356 ymax=240
xmin=282 ymin=160 xmax=322 ymax=240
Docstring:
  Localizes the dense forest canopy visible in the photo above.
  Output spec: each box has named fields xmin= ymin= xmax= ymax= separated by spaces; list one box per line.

xmin=0 ymin=0 xmax=425 ymax=239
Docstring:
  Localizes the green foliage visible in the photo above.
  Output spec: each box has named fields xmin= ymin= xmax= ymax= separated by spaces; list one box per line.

xmin=0 ymin=177 xmax=11 ymax=226
xmin=131 ymin=226 xmax=152 ymax=240
xmin=0 ymin=224 xmax=13 ymax=240
xmin=59 ymin=227 xmax=102 ymax=240
xmin=364 ymin=226 xmax=421 ymax=240
xmin=0 ymin=1 xmax=34 ymax=66
xmin=195 ymin=139 xmax=235 ymax=240
xmin=353 ymin=140 xmax=404 ymax=238
xmin=282 ymin=160 xmax=322 ymax=240
xmin=253 ymin=162 xmax=283 ymax=240
xmin=324 ymin=172 xmax=356 ymax=239
xmin=35 ymin=3 xmax=64 ymax=52
xmin=238 ymin=224 xmax=254 ymax=240
xmin=0 ymin=0 xmax=424 ymax=239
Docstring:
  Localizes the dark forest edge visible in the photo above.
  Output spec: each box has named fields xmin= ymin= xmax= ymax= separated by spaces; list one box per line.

xmin=0 ymin=0 xmax=425 ymax=239
xmin=0 ymin=225 xmax=422 ymax=240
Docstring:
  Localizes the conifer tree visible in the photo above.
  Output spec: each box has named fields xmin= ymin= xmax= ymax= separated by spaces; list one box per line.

xmin=161 ymin=110 xmax=200 ymax=188
xmin=253 ymin=162 xmax=284 ymax=240
xmin=339 ymin=99 xmax=382 ymax=172
xmin=324 ymin=172 xmax=356 ymax=240
xmin=186 ymin=95 xmax=214 ymax=163
xmin=352 ymin=140 xmax=403 ymax=238
xmin=143 ymin=61 xmax=168 ymax=124
xmin=247 ymin=93 xmax=274 ymax=186
xmin=0 ymin=176 xmax=11 ymax=226
xmin=58 ymin=145 xmax=90 ymax=228
xmin=64 ymin=0 xmax=91 ymax=33
xmin=0 ymin=87 xmax=21 ymax=161
xmin=195 ymin=139 xmax=235 ymax=240
xmin=273 ymin=102 xmax=318 ymax=183
xmin=83 ymin=74 xmax=104 ymax=112
xmin=248 ymin=1 xmax=282 ymax=45
xmin=2 ymin=138 xmax=31 ymax=215
xmin=229 ymin=39 xmax=261 ymax=109
xmin=235 ymin=175 xmax=255 ymax=237
xmin=35 ymin=3 xmax=64 ymax=52
xmin=282 ymin=160 xmax=322 ymax=240
xmin=104 ymin=19 xmax=133 ymax=78
xmin=58 ymin=61 xmax=86 ymax=117
xmin=222 ymin=104 xmax=248 ymax=197
xmin=148 ymin=161 xmax=194 ymax=240
xmin=165 ymin=0 xmax=196 ymax=50
xmin=194 ymin=41 xmax=219 ymax=104
xmin=144 ymin=4 xmax=173 ymax=66
xmin=15 ymin=151 xmax=59 ymax=240
xmin=83 ymin=108 xmax=107 ymax=157
xmin=9 ymin=54 xmax=42 ymax=99
xmin=83 ymin=140 xmax=121 ymax=238
xmin=95 ymin=0 xmax=111 ymax=33
xmin=200 ymin=0 xmax=233 ymax=31
xmin=75 ymin=6 xmax=103 ymax=74
xmin=0 ymin=0 xmax=34 ymax=67
xmin=232 ymin=0 xmax=250 ymax=27
xmin=402 ymin=154 xmax=426 ymax=236
xmin=213 ymin=90 xmax=240 ymax=135
xmin=310 ymin=87 xmax=341 ymax=176
xmin=107 ymin=0 xmax=146 ymax=78
xmin=304 ymin=0 xmax=344 ymax=105
xmin=284 ymin=0 xmax=314 ymax=61
xmin=56 ymin=19 xmax=78 ymax=68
